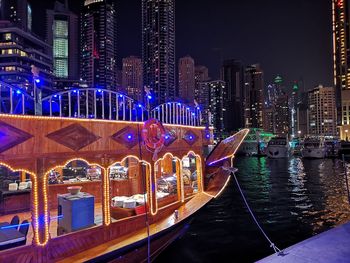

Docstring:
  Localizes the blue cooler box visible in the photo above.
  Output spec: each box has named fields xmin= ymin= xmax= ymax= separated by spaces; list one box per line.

xmin=57 ymin=192 xmax=95 ymax=235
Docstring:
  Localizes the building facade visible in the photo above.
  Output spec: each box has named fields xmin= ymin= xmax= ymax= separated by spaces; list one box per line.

xmin=194 ymin=65 xmax=209 ymax=100
xmin=81 ymin=0 xmax=117 ymax=90
xmin=122 ymin=56 xmax=143 ymax=101
xmin=244 ymin=64 xmax=264 ymax=129
xmin=296 ymin=92 xmax=308 ymax=138
xmin=46 ymin=0 xmax=79 ymax=89
xmin=333 ymin=0 xmax=350 ymax=126
xmin=209 ymin=80 xmax=226 ymax=137
xmin=178 ymin=56 xmax=195 ymax=103
xmin=142 ymin=0 xmax=175 ymax=105
xmin=221 ymin=59 xmax=245 ymax=133
xmin=275 ymin=94 xmax=289 ymax=136
xmin=308 ymin=85 xmax=337 ymax=136
xmin=0 ymin=0 xmax=32 ymax=31
xmin=0 ymin=22 xmax=53 ymax=93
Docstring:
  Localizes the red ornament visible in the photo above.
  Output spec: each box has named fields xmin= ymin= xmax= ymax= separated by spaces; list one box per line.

xmin=142 ymin=119 xmax=166 ymax=151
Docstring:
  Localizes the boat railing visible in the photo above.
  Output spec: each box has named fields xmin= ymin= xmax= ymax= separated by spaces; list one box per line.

xmin=0 ymin=82 xmax=202 ymax=126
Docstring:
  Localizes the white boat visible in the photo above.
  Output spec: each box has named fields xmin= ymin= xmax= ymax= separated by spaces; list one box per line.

xmin=301 ymin=137 xmax=326 ymax=159
xmin=266 ymin=137 xmax=289 ymax=158
xmin=325 ymin=139 xmax=340 ymax=158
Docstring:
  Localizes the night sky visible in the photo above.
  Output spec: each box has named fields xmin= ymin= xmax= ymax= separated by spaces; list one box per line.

xmin=30 ymin=0 xmax=333 ymax=92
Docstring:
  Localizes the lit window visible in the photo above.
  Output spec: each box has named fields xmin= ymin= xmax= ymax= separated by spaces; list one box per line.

xmin=5 ymin=33 xmax=11 ymax=40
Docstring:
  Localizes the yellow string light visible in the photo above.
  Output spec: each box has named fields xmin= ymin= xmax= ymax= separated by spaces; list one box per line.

xmin=43 ymin=158 xmax=107 ymax=236
xmin=0 ymin=163 xmax=43 ymax=245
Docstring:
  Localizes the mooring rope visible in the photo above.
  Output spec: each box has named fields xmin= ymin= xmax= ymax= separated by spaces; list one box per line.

xmin=232 ymin=172 xmax=284 ymax=256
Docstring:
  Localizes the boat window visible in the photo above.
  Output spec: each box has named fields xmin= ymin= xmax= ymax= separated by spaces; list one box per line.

xmin=47 ymin=160 xmax=103 ymax=239
xmin=0 ymin=166 xmax=33 ymax=251
xmin=109 ymin=157 xmax=149 ymax=222
xmin=155 ymin=154 xmax=180 ymax=209
xmin=182 ymin=153 xmax=200 ymax=198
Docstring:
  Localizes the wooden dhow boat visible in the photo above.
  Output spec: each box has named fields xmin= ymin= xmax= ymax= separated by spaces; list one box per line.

xmin=0 ymin=83 xmax=249 ymax=262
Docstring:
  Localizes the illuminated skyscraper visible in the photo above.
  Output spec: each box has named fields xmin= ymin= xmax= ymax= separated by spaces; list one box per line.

xmin=178 ymin=56 xmax=195 ymax=103
xmin=81 ymin=0 xmax=117 ymax=90
xmin=0 ymin=0 xmax=32 ymax=31
xmin=194 ymin=65 xmax=209 ymax=100
xmin=221 ymin=59 xmax=245 ymax=132
xmin=308 ymin=85 xmax=337 ymax=136
xmin=333 ymin=0 xmax=350 ymax=128
xmin=0 ymin=21 xmax=53 ymax=92
xmin=122 ymin=56 xmax=143 ymax=101
xmin=209 ymin=80 xmax=226 ymax=137
xmin=142 ymin=0 xmax=175 ymax=104
xmin=46 ymin=0 xmax=79 ymax=87
xmin=244 ymin=64 xmax=264 ymax=129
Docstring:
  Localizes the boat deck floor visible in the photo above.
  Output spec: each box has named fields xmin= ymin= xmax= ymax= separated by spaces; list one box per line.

xmin=58 ymin=192 xmax=212 ymax=263
xmin=257 ymin=221 xmax=350 ymax=263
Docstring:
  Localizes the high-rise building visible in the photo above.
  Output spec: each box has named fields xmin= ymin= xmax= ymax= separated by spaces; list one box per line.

xmin=122 ymin=56 xmax=143 ymax=101
xmin=221 ymin=59 xmax=245 ymax=133
xmin=0 ymin=21 xmax=53 ymax=93
xmin=197 ymin=81 xmax=210 ymax=125
xmin=289 ymin=82 xmax=300 ymax=137
xmin=46 ymin=1 xmax=79 ymax=89
xmin=81 ymin=0 xmax=117 ymax=90
xmin=244 ymin=64 xmax=264 ymax=129
xmin=178 ymin=56 xmax=195 ymax=103
xmin=0 ymin=0 xmax=32 ymax=31
xmin=208 ymin=80 xmax=226 ymax=137
xmin=194 ymin=65 xmax=209 ymax=99
xmin=308 ymin=85 xmax=337 ymax=136
xmin=275 ymin=94 xmax=289 ymax=136
xmin=333 ymin=0 xmax=350 ymax=128
xmin=296 ymin=92 xmax=308 ymax=137
xmin=142 ymin=0 xmax=175 ymax=105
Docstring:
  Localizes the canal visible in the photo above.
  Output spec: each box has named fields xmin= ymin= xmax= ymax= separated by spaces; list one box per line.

xmin=155 ymin=156 xmax=350 ymax=263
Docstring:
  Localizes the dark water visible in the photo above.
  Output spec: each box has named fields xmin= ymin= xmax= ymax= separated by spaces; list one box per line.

xmin=154 ymin=157 xmax=350 ymax=263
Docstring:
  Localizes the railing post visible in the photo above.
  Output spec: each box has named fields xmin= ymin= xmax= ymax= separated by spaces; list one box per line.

xmin=109 ymin=92 xmax=112 ymax=120
xmin=102 ymin=91 xmax=105 ymax=120
xmin=94 ymin=90 xmax=97 ymax=119
xmin=68 ymin=91 xmax=71 ymax=117
xmin=86 ymin=90 xmax=89 ymax=118
xmin=59 ymin=95 xmax=62 ymax=117
xmin=22 ymin=94 xmax=25 ymax=114
xmin=49 ymin=97 xmax=52 ymax=116
xmin=10 ymin=87 xmax=13 ymax=114
xmin=116 ymin=94 xmax=119 ymax=120
xmin=77 ymin=91 xmax=80 ymax=118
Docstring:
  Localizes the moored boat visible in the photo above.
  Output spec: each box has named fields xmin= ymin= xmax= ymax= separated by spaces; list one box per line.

xmin=301 ymin=137 xmax=326 ymax=159
xmin=0 ymin=83 xmax=249 ymax=262
xmin=325 ymin=138 xmax=340 ymax=158
xmin=266 ymin=137 xmax=289 ymax=158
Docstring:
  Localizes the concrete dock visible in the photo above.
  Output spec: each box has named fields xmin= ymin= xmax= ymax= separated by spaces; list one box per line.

xmin=257 ymin=222 xmax=350 ymax=263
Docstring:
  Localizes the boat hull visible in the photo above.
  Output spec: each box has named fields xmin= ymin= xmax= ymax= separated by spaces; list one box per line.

xmin=89 ymin=217 xmax=193 ymax=263
xmin=301 ymin=148 xmax=326 ymax=159
xmin=266 ymin=146 xmax=289 ymax=158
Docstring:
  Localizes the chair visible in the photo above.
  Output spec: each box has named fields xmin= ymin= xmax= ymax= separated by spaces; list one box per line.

xmin=15 ymin=220 xmax=29 ymax=246
xmin=10 ymin=215 xmax=19 ymax=228
xmin=18 ymin=220 xmax=29 ymax=239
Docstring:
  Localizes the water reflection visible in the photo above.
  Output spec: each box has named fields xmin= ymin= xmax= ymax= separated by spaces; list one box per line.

xmin=155 ymin=157 xmax=350 ymax=263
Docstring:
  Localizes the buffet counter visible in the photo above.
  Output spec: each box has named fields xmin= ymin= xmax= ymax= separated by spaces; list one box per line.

xmin=0 ymin=189 xmax=31 ymax=215
xmin=49 ymin=181 xmax=102 ymax=210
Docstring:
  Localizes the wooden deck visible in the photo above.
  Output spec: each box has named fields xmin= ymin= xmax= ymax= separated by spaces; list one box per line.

xmin=58 ymin=193 xmax=212 ymax=263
